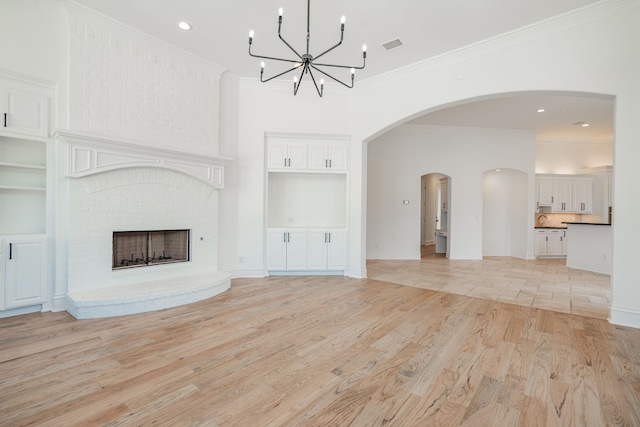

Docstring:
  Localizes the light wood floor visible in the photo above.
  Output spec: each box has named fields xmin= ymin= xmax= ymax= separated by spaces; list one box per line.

xmin=1 ymin=273 xmax=638 ymax=426
xmin=368 ymin=245 xmax=611 ymax=320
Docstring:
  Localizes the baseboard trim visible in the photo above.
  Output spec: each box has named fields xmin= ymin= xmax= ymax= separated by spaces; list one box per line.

xmin=610 ymin=305 xmax=640 ymax=329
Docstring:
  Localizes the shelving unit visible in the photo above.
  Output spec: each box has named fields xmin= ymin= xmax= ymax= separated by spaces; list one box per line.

xmin=265 ymin=133 xmax=349 ymax=274
xmin=0 ymin=136 xmax=47 ymax=234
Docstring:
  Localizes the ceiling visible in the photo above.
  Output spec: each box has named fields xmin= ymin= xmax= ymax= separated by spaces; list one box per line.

xmin=69 ymin=0 xmax=614 ymax=141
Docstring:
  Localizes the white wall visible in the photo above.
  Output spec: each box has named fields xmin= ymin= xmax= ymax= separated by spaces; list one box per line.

xmin=481 ymin=169 xmax=529 ymax=258
xmin=366 ymin=125 xmax=535 ymax=260
xmin=536 ymin=138 xmax=613 ymax=174
xmin=483 ymin=171 xmax=512 ymax=257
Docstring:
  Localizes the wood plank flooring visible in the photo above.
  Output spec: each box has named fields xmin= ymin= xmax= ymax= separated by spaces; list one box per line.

xmin=1 ymin=275 xmax=639 ymax=426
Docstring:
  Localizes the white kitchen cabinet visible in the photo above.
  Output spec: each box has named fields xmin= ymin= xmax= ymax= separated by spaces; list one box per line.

xmin=538 ymin=175 xmax=593 ymax=214
xmin=267 ymin=142 xmax=308 ymax=171
xmin=536 ymin=178 xmax=554 ymax=209
xmin=534 ymin=228 xmax=567 ymax=258
xmin=1 ymin=235 xmax=47 ymax=310
xmin=308 ymin=143 xmax=348 ymax=171
xmin=266 ymin=229 xmax=307 ymax=270
xmin=0 ymin=75 xmax=52 ymax=139
xmin=572 ymin=179 xmax=593 ymax=213
xmin=440 ymin=178 xmax=449 ymax=213
xmin=552 ymin=180 xmax=573 ymax=212
xmin=307 ymin=229 xmax=346 ymax=270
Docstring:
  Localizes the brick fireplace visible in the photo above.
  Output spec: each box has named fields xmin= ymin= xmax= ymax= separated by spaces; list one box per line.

xmin=56 ymin=131 xmax=231 ymax=319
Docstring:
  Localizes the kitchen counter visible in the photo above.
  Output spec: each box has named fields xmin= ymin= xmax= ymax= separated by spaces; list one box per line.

xmin=535 ymin=226 xmax=567 ymax=229
xmin=564 ymin=223 xmax=612 ymax=274
xmin=562 ymin=222 xmax=611 ymax=226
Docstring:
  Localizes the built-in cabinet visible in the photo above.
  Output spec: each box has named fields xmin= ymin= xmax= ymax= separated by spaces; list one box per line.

xmin=267 ymin=228 xmax=346 ymax=271
xmin=266 ymin=134 xmax=349 ymax=274
xmin=0 ymin=72 xmax=53 ymax=316
xmin=1 ymin=77 xmax=51 ymax=138
xmin=536 ymin=175 xmax=593 ymax=214
xmin=266 ymin=229 xmax=308 ymax=271
xmin=267 ymin=140 xmax=348 ymax=172
xmin=306 ymin=230 xmax=346 ymax=270
xmin=0 ymin=236 xmax=48 ymax=311
xmin=534 ymin=228 xmax=567 ymax=258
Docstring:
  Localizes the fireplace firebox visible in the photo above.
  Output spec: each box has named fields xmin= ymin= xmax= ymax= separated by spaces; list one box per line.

xmin=112 ymin=229 xmax=190 ymax=270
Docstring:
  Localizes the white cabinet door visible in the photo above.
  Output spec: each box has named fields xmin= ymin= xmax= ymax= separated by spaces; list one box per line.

xmin=308 ymin=143 xmax=348 ymax=171
xmin=307 ymin=230 xmax=329 ymax=269
xmin=306 ymin=230 xmax=346 ymax=270
xmin=308 ymin=145 xmax=329 ymax=170
xmin=286 ymin=230 xmax=307 ymax=270
xmin=536 ymin=178 xmax=554 ymax=207
xmin=572 ymin=179 xmax=593 ymax=213
xmin=326 ymin=230 xmax=346 ymax=270
xmin=534 ymin=230 xmax=548 ymax=257
xmin=266 ymin=229 xmax=288 ymax=270
xmin=547 ymin=230 xmax=564 ymax=256
xmin=267 ymin=143 xmax=289 ymax=170
xmin=552 ymin=180 xmax=572 ymax=212
xmin=0 ymin=85 xmax=50 ymax=138
xmin=4 ymin=236 xmax=47 ymax=310
xmin=266 ymin=143 xmax=307 ymax=170
xmin=326 ymin=144 xmax=348 ymax=171
xmin=287 ymin=144 xmax=307 ymax=170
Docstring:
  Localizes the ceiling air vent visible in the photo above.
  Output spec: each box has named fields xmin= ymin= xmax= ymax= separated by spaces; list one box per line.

xmin=382 ymin=38 xmax=404 ymax=51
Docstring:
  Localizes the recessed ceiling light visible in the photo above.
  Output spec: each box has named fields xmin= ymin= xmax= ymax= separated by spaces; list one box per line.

xmin=537 ymin=108 xmax=545 ymax=113
xmin=178 ymin=21 xmax=192 ymax=31
xmin=572 ymin=121 xmax=590 ymax=127
xmin=581 ymin=123 xmax=590 ymax=127
xmin=496 ymin=169 xmax=501 ymax=172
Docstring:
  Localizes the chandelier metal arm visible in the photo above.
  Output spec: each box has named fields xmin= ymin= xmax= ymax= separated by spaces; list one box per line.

xmin=310 ymin=65 xmax=354 ymax=89
xmin=311 ymin=28 xmax=344 ymax=63
xmin=261 ymin=65 xmax=301 ymax=84
xmin=294 ymin=65 xmax=323 ymax=97
xmin=313 ymin=55 xmax=367 ymax=71
xmin=277 ymin=22 xmax=304 ymax=61
xmin=249 ymin=45 xmax=301 ymax=65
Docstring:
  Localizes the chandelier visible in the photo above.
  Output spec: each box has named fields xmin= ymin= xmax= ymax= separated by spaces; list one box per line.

xmin=248 ymin=0 xmax=367 ymax=97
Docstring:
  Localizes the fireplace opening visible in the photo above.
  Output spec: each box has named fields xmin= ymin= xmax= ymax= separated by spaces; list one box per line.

xmin=112 ymin=229 xmax=190 ymax=270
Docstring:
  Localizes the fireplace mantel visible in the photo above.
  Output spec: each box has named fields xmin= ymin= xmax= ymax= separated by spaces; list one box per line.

xmin=54 ymin=130 xmax=233 ymax=189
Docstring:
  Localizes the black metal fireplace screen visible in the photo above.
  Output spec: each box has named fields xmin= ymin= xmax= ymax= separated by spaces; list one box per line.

xmin=112 ymin=229 xmax=190 ymax=270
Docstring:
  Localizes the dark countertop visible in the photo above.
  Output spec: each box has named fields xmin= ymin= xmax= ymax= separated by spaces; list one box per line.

xmin=535 ymin=226 xmax=567 ymax=229
xmin=563 ymin=222 xmax=611 ymax=226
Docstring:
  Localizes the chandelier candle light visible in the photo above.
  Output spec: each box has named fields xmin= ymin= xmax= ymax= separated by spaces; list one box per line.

xmin=248 ymin=0 xmax=367 ymax=97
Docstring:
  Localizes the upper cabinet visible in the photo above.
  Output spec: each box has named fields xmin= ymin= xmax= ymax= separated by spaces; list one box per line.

xmin=0 ymin=72 xmax=54 ymax=139
xmin=308 ymin=143 xmax=348 ymax=171
xmin=267 ymin=141 xmax=308 ymax=171
xmin=267 ymin=135 xmax=349 ymax=173
xmin=536 ymin=178 xmax=554 ymax=208
xmin=536 ymin=175 xmax=593 ymax=214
